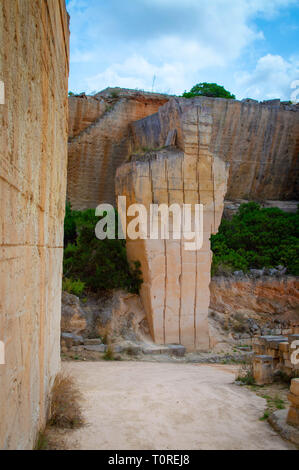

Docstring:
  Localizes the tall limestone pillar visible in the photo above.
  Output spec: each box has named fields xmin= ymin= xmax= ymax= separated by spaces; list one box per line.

xmin=116 ymin=100 xmax=229 ymax=350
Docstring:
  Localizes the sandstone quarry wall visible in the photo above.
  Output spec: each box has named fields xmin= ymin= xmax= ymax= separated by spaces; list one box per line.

xmin=210 ymin=276 xmax=299 ymax=322
xmin=69 ymin=95 xmax=108 ymax=138
xmin=0 ymin=0 xmax=69 ymax=449
xmin=131 ymin=97 xmax=299 ymax=201
xmin=116 ymin=100 xmax=229 ymax=350
xmin=67 ymin=89 xmax=169 ymax=209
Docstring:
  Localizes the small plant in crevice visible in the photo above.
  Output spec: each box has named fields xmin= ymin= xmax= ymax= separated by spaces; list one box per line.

xmin=34 ymin=432 xmax=49 ymax=451
xmin=103 ymin=346 xmax=115 ymax=361
xmin=236 ymin=360 xmax=255 ymax=386
xmin=259 ymin=410 xmax=270 ymax=421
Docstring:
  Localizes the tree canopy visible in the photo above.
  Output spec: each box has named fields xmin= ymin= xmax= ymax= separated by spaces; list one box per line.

xmin=183 ymin=82 xmax=236 ymax=100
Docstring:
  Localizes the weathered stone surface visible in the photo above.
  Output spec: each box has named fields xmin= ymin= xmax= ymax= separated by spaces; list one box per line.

xmin=61 ymin=290 xmax=149 ymax=344
xmin=67 ymin=88 xmax=169 ymax=209
xmin=0 ymin=0 xmax=69 ymax=450
xmin=269 ymin=409 xmax=299 ymax=446
xmin=253 ymin=355 xmax=274 ymax=385
xmin=84 ymin=344 xmax=107 ymax=353
xmin=287 ymin=381 xmax=299 ymax=427
xmin=142 ymin=344 xmax=186 ymax=356
xmin=210 ymin=276 xmax=299 ymax=325
xmin=61 ymin=332 xmax=84 ymax=349
xmin=131 ymin=97 xmax=299 ymax=201
xmin=69 ymin=95 xmax=108 ymax=138
xmin=290 ymin=378 xmax=299 ymax=397
xmin=61 ymin=292 xmax=89 ymax=335
xmin=116 ymin=100 xmax=229 ymax=351
xmin=84 ymin=338 xmax=103 ymax=346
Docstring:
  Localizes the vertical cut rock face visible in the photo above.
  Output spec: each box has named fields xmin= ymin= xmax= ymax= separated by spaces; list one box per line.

xmin=132 ymin=97 xmax=299 ymax=201
xmin=0 ymin=0 xmax=69 ymax=449
xmin=67 ymin=89 xmax=169 ymax=209
xmin=116 ymin=101 xmax=229 ymax=350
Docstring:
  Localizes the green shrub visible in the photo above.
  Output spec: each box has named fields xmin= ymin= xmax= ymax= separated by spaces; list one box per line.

xmin=259 ymin=410 xmax=270 ymax=421
xmin=183 ymin=82 xmax=236 ymax=99
xmin=64 ymin=201 xmax=77 ymax=246
xmin=211 ymin=202 xmax=299 ymax=276
xmin=62 ymin=277 xmax=86 ymax=297
xmin=110 ymin=90 xmax=119 ymax=99
xmin=63 ymin=204 xmax=142 ymax=295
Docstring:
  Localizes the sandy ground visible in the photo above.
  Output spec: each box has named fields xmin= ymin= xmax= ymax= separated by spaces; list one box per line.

xmin=61 ymin=361 xmax=295 ymax=450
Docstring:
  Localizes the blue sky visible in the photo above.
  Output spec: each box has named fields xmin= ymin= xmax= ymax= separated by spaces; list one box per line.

xmin=66 ymin=0 xmax=299 ymax=101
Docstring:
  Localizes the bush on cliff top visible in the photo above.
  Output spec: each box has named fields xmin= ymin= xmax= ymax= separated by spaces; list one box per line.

xmin=63 ymin=203 xmax=142 ymax=295
xmin=183 ymin=82 xmax=236 ymax=100
xmin=211 ymin=202 xmax=299 ymax=276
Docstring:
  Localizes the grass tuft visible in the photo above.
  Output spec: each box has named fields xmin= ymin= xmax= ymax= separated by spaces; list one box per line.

xmin=48 ymin=372 xmax=84 ymax=429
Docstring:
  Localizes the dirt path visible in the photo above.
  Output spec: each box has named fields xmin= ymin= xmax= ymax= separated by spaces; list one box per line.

xmin=62 ymin=361 xmax=294 ymax=450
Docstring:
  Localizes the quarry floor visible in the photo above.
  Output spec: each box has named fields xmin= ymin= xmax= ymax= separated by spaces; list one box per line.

xmin=61 ymin=362 xmax=295 ymax=450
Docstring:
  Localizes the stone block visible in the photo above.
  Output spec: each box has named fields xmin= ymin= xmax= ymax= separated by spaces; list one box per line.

xmin=84 ymin=345 xmax=107 ymax=353
xmin=279 ymin=342 xmax=289 ymax=353
xmin=290 ymin=378 xmax=299 ymax=396
xmin=287 ymin=406 xmax=299 ymax=427
xmin=288 ymin=393 xmax=299 ymax=407
xmin=253 ymin=355 xmax=274 ymax=385
xmin=84 ymin=339 xmax=103 ymax=345
xmin=61 ymin=333 xmax=84 ymax=349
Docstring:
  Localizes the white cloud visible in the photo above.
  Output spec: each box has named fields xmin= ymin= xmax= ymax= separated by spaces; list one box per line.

xmin=67 ymin=0 xmax=298 ymax=98
xmin=86 ymin=55 xmax=187 ymax=94
xmin=235 ymin=54 xmax=299 ymax=100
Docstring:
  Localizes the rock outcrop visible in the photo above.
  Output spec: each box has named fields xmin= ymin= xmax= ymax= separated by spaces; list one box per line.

xmin=67 ymin=88 xmax=169 ymax=209
xmin=209 ymin=275 xmax=299 ymax=350
xmin=116 ymin=99 xmax=229 ymax=350
xmin=131 ymin=97 xmax=299 ymax=202
xmin=0 ymin=0 xmax=69 ymax=449
xmin=61 ymin=290 xmax=149 ymax=344
xmin=210 ymin=275 xmax=299 ymax=325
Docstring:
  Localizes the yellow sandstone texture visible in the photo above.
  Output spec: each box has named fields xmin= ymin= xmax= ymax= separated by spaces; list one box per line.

xmin=116 ymin=100 xmax=229 ymax=350
xmin=0 ymin=0 xmax=69 ymax=449
xmin=67 ymin=89 xmax=169 ymax=209
xmin=131 ymin=97 xmax=299 ymax=202
xmin=287 ymin=379 xmax=299 ymax=427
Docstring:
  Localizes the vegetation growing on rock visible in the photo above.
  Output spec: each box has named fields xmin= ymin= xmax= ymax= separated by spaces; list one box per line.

xmin=63 ymin=203 xmax=142 ymax=295
xmin=211 ymin=202 xmax=299 ymax=276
